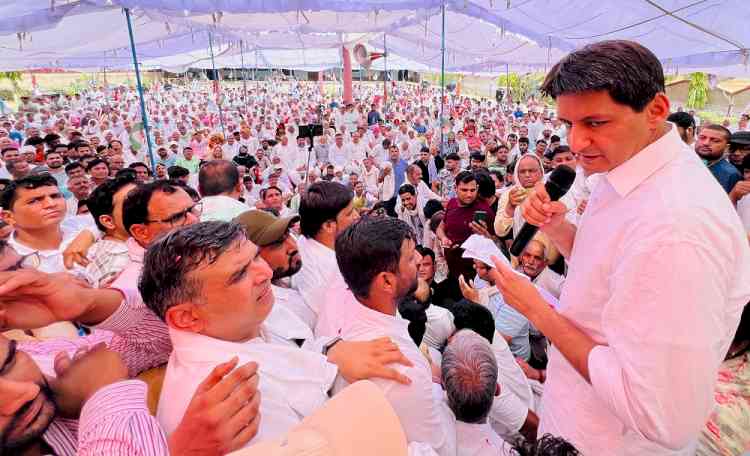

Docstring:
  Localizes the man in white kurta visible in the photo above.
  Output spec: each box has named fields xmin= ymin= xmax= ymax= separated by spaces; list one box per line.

xmin=492 ymin=42 xmax=750 ymax=456
xmin=316 ymin=284 xmax=456 ymax=456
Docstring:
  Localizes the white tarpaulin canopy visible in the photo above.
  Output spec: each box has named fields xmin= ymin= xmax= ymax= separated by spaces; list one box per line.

xmin=1 ymin=0 xmax=749 ymax=75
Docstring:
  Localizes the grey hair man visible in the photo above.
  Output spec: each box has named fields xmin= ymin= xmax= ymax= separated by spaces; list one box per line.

xmin=442 ymin=329 xmax=507 ymax=456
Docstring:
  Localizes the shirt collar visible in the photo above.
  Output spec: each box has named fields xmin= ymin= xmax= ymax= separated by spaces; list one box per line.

xmin=606 ymin=124 xmax=683 ymax=198
xmin=126 ymin=237 xmax=146 ymax=263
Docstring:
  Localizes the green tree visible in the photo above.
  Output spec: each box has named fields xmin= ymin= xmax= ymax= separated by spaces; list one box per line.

xmin=497 ymin=72 xmax=544 ymax=104
xmin=687 ymin=72 xmax=710 ymax=110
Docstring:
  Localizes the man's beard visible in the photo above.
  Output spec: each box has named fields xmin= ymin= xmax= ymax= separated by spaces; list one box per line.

xmin=48 ymin=163 xmax=62 ymax=170
xmin=396 ymin=273 xmax=419 ymax=303
xmin=0 ymin=382 xmax=57 ymax=451
xmin=271 ymin=254 xmax=302 ymax=281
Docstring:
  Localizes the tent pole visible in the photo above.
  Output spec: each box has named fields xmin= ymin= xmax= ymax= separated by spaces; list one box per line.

xmin=240 ymin=40 xmax=249 ymax=118
xmin=208 ymin=31 xmax=226 ymax=137
xmin=383 ymin=33 xmax=388 ymax=116
xmin=124 ymin=7 xmax=156 ymax=172
xmin=440 ymin=0 xmax=446 ymax=154
xmin=506 ymin=63 xmax=510 ymax=104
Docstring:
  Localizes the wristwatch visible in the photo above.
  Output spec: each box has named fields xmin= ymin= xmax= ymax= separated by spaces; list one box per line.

xmin=322 ymin=336 xmax=343 ymax=356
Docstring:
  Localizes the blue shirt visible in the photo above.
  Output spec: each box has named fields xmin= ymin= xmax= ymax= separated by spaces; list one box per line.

xmin=475 ymin=277 xmax=530 ymax=360
xmin=393 ymin=159 xmax=408 ymax=191
xmin=708 ymin=158 xmax=741 ymax=193
xmin=156 ymin=155 xmax=177 ymax=168
xmin=367 ymin=110 xmax=381 ymax=126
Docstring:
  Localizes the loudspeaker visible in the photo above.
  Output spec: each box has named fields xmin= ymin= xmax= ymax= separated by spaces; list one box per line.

xmin=495 ymin=89 xmax=505 ymax=103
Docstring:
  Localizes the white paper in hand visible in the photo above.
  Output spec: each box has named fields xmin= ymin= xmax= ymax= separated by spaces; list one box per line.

xmin=460 ymin=235 xmax=523 ymax=278
xmin=459 ymin=235 xmax=560 ymax=309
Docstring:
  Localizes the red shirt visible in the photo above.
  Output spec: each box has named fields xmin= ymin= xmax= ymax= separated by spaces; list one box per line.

xmin=443 ymin=198 xmax=495 ymax=245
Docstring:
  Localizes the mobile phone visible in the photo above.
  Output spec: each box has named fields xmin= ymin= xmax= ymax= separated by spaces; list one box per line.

xmin=473 ymin=210 xmax=487 ymax=224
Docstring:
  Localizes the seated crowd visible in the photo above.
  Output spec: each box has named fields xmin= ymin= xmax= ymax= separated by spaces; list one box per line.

xmin=0 ymin=80 xmax=747 ymax=455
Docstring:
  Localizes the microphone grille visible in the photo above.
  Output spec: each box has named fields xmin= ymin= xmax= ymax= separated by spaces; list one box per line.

xmin=549 ymin=164 xmax=577 ymax=192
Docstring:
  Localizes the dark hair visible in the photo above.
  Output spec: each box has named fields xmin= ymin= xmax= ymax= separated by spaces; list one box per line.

xmin=667 ymin=112 xmax=696 ymax=130
xmin=74 ymin=142 xmax=91 ymax=151
xmin=550 ymin=145 xmax=573 ymax=158
xmin=1 ymin=147 xmax=18 ymax=156
xmin=541 ymin=40 xmax=664 ymax=113
xmin=398 ymin=297 xmax=428 ymax=346
xmin=489 ymin=169 xmax=504 ymax=184
xmin=550 ymin=135 xmax=561 ymax=143
xmin=64 ymin=161 xmax=84 ymax=176
xmin=170 ymin=180 xmax=201 ymax=201
xmin=43 ymin=133 xmax=60 ymax=144
xmin=123 ymin=179 xmax=181 ymax=235
xmin=455 ymin=170 xmax=476 ymax=186
xmin=335 ymin=216 xmax=415 ymax=299
xmin=53 ymin=143 xmax=69 ymax=152
xmin=139 ymin=221 xmax=246 ymax=320
xmin=742 ymin=154 xmax=750 ymax=173
xmin=167 ymin=165 xmax=190 ymax=179
xmin=0 ymin=173 xmax=59 ymax=210
xmin=510 ymin=434 xmax=580 ymax=456
xmin=474 ymin=171 xmax=495 ymax=199
xmin=415 ymin=245 xmax=435 ymax=263
xmin=261 ymin=185 xmax=283 ymax=201
xmin=518 ymin=137 xmax=530 ymax=144
xmin=446 ymin=152 xmax=461 ymax=161
xmin=470 ymin=152 xmax=486 ymax=162
xmin=423 ymin=199 xmax=443 ymax=220
xmin=44 ymin=150 xmax=62 ymax=159
xmin=451 ymin=299 xmax=495 ymax=344
xmin=85 ymin=158 xmax=109 ymax=172
xmin=700 ymin=124 xmax=731 ymax=142
xmin=87 ymin=175 xmax=137 ymax=232
xmin=115 ymin=168 xmax=138 ymax=181
xmin=299 ymin=181 xmax=353 ymax=238
xmin=398 ymin=183 xmax=416 ymax=196
xmin=198 ymin=160 xmax=239 ymax=197
xmin=129 ymin=161 xmax=150 ymax=174
xmin=536 ymin=139 xmax=547 ymax=145
xmin=108 ymin=139 xmax=123 ymax=148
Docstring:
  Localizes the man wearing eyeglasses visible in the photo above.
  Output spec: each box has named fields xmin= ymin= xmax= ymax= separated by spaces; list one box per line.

xmin=107 ymin=180 xmax=202 ymax=294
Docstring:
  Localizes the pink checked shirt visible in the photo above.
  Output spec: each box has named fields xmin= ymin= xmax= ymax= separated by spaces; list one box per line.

xmin=19 ymin=287 xmax=171 ymax=456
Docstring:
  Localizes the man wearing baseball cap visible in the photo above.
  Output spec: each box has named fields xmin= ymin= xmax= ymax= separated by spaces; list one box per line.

xmin=728 ymin=130 xmax=750 ymax=172
xmin=234 ymin=209 xmax=314 ymax=330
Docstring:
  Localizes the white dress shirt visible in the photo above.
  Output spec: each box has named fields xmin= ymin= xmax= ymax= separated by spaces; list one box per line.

xmin=737 ymin=193 xmax=750 ymax=232
xmin=455 ymin=421 xmax=513 ymax=456
xmin=531 ymin=267 xmax=564 ymax=300
xmin=315 ymin=285 xmax=456 ymax=456
xmin=158 ymin=328 xmax=338 ymax=447
xmin=422 ymin=305 xmax=455 ymax=351
xmin=199 ymin=195 xmax=250 ymax=222
xmin=290 ymin=236 xmax=343 ymax=316
xmin=271 ymin=284 xmax=317 ymax=332
xmin=540 ymin=125 xmax=750 ymax=455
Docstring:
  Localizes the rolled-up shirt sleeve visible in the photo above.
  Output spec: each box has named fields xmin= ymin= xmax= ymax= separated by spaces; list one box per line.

xmin=78 ymin=380 xmax=169 ymax=455
xmin=588 ymin=239 xmax=729 ymax=450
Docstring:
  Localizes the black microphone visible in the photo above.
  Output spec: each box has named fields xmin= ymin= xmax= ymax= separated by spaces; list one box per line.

xmin=510 ymin=164 xmax=577 ymax=257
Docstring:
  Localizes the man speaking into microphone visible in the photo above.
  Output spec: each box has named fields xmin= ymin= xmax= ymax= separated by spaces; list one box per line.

xmin=489 ymin=41 xmax=750 ymax=455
